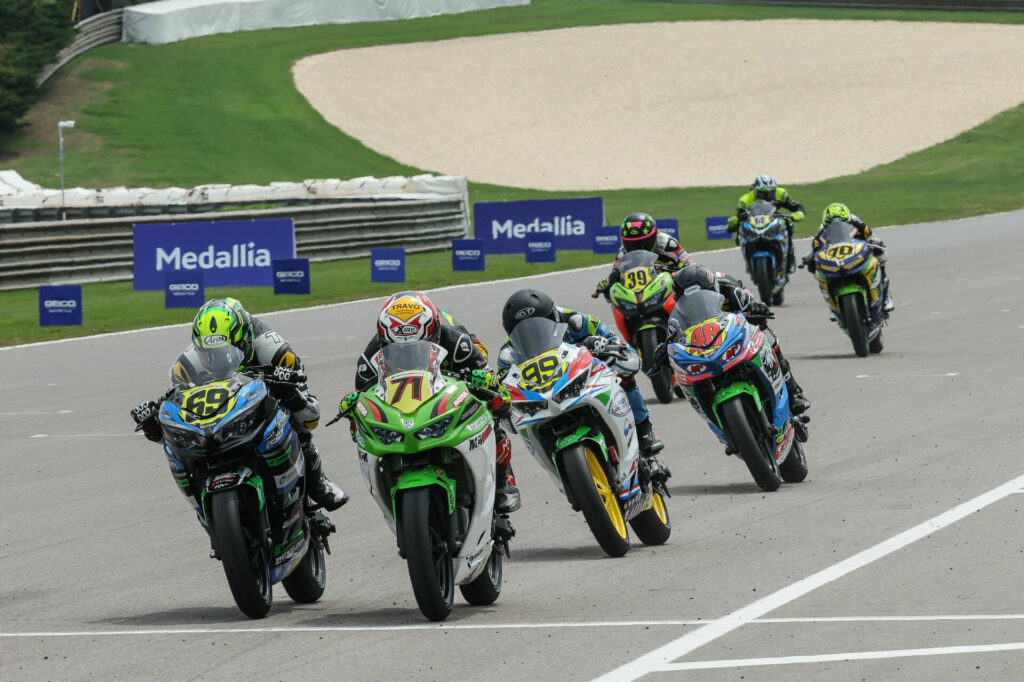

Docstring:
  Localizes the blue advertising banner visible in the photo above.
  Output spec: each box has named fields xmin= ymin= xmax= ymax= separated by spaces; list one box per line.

xmin=273 ymin=258 xmax=311 ymax=295
xmin=593 ymin=226 xmax=621 ymax=254
xmin=705 ymin=215 xmax=732 ymax=240
xmin=371 ymin=248 xmax=405 ymax=283
xmin=39 ymin=285 xmax=82 ymax=326
xmin=525 ymin=238 xmax=556 ymax=263
xmin=164 ymin=271 xmax=205 ymax=309
xmin=132 ymin=218 xmax=295 ymax=290
xmin=473 ymin=196 xmax=603 ymax=254
xmin=657 ymin=218 xmax=679 ymax=240
xmin=451 ymin=239 xmax=485 ymax=271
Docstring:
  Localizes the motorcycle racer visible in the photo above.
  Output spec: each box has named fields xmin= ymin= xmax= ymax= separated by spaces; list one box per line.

xmin=593 ymin=212 xmax=694 ymax=298
xmin=660 ymin=264 xmax=811 ymax=417
xmin=342 ymin=291 xmax=521 ymax=514
xmin=801 ymin=202 xmax=895 ymax=315
xmin=498 ymin=288 xmax=668 ymax=469
xmin=131 ymin=297 xmax=349 ymax=512
xmin=726 ymin=174 xmax=806 ymax=274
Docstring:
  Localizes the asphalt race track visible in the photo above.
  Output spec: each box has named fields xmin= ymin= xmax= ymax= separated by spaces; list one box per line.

xmin=3 ymin=212 xmax=1024 ymax=681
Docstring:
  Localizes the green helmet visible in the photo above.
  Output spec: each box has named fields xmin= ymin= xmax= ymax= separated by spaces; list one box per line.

xmin=822 ymin=202 xmax=851 ymax=224
xmin=191 ymin=298 xmax=253 ymax=358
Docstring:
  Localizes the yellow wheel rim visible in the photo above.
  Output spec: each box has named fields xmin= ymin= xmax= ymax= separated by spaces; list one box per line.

xmin=585 ymin=447 xmax=627 ymax=538
xmin=650 ymin=492 xmax=668 ymax=524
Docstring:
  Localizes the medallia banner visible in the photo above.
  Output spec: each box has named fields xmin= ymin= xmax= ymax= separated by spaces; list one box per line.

xmin=472 ymin=196 xmax=603 ymax=254
xmin=132 ymin=218 xmax=295 ymax=290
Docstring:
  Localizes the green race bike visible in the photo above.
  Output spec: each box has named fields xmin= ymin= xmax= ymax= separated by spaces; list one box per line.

xmin=331 ymin=341 xmax=513 ymax=621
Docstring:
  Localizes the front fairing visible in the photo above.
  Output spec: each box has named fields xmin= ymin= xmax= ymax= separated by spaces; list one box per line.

xmin=159 ymin=375 xmax=271 ymax=459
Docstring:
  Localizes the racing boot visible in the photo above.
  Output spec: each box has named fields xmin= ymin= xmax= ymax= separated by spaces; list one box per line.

xmin=300 ymin=437 xmax=348 ymax=511
xmin=786 ymin=246 xmax=797 ymax=274
xmin=636 ymin=418 xmax=664 ymax=456
xmin=883 ymin=281 xmax=895 ymax=315
xmin=786 ymin=377 xmax=810 ymax=416
xmin=494 ymin=464 xmax=522 ymax=514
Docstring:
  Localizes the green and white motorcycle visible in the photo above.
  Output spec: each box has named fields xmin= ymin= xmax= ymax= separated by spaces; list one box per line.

xmin=331 ymin=341 xmax=513 ymax=621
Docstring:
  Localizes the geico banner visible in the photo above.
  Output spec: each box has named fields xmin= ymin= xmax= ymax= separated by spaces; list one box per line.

xmin=472 ymin=196 xmax=603 ymax=254
xmin=273 ymin=258 xmax=310 ymax=295
xmin=451 ymin=238 xmax=485 ymax=272
xmin=39 ymin=285 xmax=82 ymax=326
xmin=657 ymin=218 xmax=679 ymax=240
xmin=371 ymin=247 xmax=405 ymax=283
xmin=526 ymin=239 xmax=556 ymax=263
xmin=132 ymin=218 xmax=295 ymax=290
xmin=594 ymin=226 xmax=620 ymax=254
xmin=705 ymin=215 xmax=732 ymax=240
xmin=165 ymin=270 xmax=205 ymax=309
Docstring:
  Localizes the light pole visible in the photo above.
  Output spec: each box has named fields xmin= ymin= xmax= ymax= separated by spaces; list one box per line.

xmin=58 ymin=120 xmax=75 ymax=220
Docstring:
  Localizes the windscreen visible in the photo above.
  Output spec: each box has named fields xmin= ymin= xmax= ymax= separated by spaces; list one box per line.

xmin=617 ymin=250 xmax=658 ymax=271
xmin=380 ymin=340 xmax=439 ymax=377
xmin=820 ymin=221 xmax=858 ymax=245
xmin=746 ymin=199 xmax=776 ymax=217
xmin=508 ymin=317 xmax=568 ymax=364
xmin=669 ymin=289 xmax=726 ymax=332
xmin=175 ymin=344 xmax=245 ymax=387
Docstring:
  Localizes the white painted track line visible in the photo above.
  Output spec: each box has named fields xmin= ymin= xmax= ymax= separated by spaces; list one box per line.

xmin=662 ymin=642 xmax=1024 ymax=672
xmin=595 ymin=471 xmax=1024 ymax=682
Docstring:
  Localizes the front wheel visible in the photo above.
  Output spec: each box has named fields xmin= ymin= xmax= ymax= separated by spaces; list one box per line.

xmin=211 ymin=489 xmax=272 ymax=619
xmin=281 ymin=540 xmax=326 ymax=604
xmin=839 ymin=293 xmax=869 ymax=357
xmin=719 ymin=397 xmax=781 ymax=492
xmin=628 ymin=490 xmax=671 ymax=545
xmin=754 ymin=257 xmax=773 ymax=304
xmin=779 ymin=440 xmax=808 ymax=483
xmin=459 ymin=547 xmax=502 ymax=606
xmin=562 ymin=444 xmax=630 ymax=557
xmin=638 ymin=328 xmax=673 ymax=404
xmin=402 ymin=487 xmax=455 ymax=621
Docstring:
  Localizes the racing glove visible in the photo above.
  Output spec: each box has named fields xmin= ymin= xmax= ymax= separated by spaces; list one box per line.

xmin=790 ymin=210 xmax=805 ymax=222
xmin=270 ymin=365 xmax=306 ymax=384
xmin=131 ymin=400 xmax=163 ymax=442
xmin=591 ymin=277 xmax=609 ymax=299
xmin=649 ymin=342 xmax=669 ymax=373
xmin=338 ymin=391 xmax=360 ymax=415
xmin=800 ymin=253 xmax=817 ymax=274
xmin=726 ymin=215 xmax=740 ymax=233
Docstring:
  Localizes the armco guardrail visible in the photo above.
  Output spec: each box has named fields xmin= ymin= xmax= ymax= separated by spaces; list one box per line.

xmin=37 ymin=10 xmax=124 ymax=86
xmin=0 ymin=195 xmax=468 ymax=291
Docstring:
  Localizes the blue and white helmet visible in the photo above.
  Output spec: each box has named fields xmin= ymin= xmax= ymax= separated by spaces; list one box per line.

xmin=751 ymin=174 xmax=777 ymax=199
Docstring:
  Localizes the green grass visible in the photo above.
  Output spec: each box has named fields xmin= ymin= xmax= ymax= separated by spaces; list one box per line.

xmin=0 ymin=250 xmax=612 ymax=346
xmin=3 ymin=0 xmax=1024 ymax=345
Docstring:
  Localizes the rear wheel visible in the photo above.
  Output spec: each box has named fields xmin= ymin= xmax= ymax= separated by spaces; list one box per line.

xmin=754 ymin=257 xmax=773 ymax=304
xmin=720 ymin=397 xmax=781 ymax=492
xmin=562 ymin=444 xmax=630 ymax=557
xmin=402 ymin=487 xmax=455 ymax=621
xmin=628 ymin=491 xmax=671 ymax=545
xmin=211 ymin=490 xmax=272 ymax=619
xmin=779 ymin=440 xmax=808 ymax=483
xmin=638 ymin=328 xmax=673 ymax=404
xmin=869 ymin=331 xmax=884 ymax=354
xmin=459 ymin=547 xmax=502 ymax=606
xmin=281 ymin=539 xmax=326 ymax=604
xmin=839 ymin=293 xmax=869 ymax=357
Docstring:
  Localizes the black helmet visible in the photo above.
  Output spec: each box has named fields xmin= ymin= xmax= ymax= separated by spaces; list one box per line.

xmin=620 ymin=211 xmax=658 ymax=252
xmin=502 ymin=288 xmax=557 ymax=335
xmin=672 ymin=264 xmax=719 ymax=295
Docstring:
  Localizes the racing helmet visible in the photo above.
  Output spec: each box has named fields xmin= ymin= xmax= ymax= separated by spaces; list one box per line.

xmin=502 ymin=288 xmax=557 ymax=335
xmin=821 ymin=202 xmax=852 ymax=225
xmin=377 ymin=291 xmax=440 ymax=344
xmin=192 ymin=298 xmax=252 ymax=357
xmin=751 ymin=174 xmax=777 ymax=200
xmin=620 ymin=212 xmax=658 ymax=252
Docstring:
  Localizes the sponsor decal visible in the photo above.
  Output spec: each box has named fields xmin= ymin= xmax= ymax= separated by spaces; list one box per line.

xmin=375 ymin=259 xmax=402 ymax=267
xmin=387 ymin=296 xmax=423 ymax=321
xmin=44 ymin=299 xmax=78 ymax=308
xmin=527 ymin=241 xmax=553 ymax=249
xmin=609 ymin=390 xmax=630 ymax=417
xmin=168 ymin=283 xmax=199 ymax=292
xmin=203 ymin=333 xmax=228 ymax=346
xmin=452 ymin=391 xmax=469 ymax=408
xmin=466 ymin=414 xmax=489 ymax=432
xmin=210 ymin=473 xmax=239 ymax=490
xmin=276 ymin=270 xmax=305 ymax=279
xmin=515 ymin=307 xmax=535 ymax=320
xmin=473 ymin=197 xmax=603 ymax=254
xmin=683 ymin=284 xmax=701 ymax=295
xmin=455 ymin=249 xmax=481 ymax=258
xmin=356 ymin=402 xmax=369 ymax=418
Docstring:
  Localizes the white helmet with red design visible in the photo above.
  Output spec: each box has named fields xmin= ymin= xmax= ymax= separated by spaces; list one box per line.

xmin=377 ymin=291 xmax=441 ymax=344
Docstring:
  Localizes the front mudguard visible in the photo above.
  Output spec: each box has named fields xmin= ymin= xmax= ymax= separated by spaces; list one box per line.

xmin=554 ymin=427 xmax=609 ymax=510
xmin=392 ymin=467 xmax=457 ymax=557
xmin=710 ymin=383 xmax=773 ymax=454
xmin=201 ymin=467 xmax=273 ymax=557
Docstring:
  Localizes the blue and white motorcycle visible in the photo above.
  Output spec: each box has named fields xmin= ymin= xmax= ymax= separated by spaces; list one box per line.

xmin=737 ymin=199 xmax=792 ymax=305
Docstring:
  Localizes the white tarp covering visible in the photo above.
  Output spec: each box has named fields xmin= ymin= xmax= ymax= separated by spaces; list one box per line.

xmin=0 ymin=173 xmax=467 ymax=208
xmin=123 ymin=0 xmax=530 ymax=45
